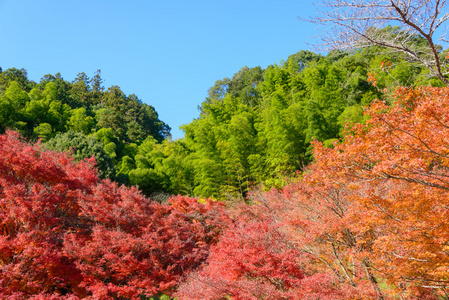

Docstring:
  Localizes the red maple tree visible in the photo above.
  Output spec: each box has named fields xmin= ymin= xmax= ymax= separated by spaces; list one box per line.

xmin=176 ymin=188 xmax=375 ymax=299
xmin=0 ymin=131 xmax=230 ymax=299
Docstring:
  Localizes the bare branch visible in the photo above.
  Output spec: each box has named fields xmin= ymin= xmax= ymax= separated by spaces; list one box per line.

xmin=303 ymin=0 xmax=449 ymax=85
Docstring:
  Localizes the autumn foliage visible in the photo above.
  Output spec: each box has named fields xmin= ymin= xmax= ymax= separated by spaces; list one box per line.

xmin=177 ymin=86 xmax=449 ymax=299
xmin=2 ymin=86 xmax=449 ymax=300
xmin=315 ymin=86 xmax=449 ymax=298
xmin=176 ymin=176 xmax=378 ymax=299
xmin=0 ymin=131 xmax=230 ymax=299
xmin=175 ymin=189 xmax=369 ymax=300
xmin=298 ymin=86 xmax=449 ymax=298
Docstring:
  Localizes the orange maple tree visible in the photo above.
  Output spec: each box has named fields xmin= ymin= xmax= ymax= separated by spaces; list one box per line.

xmin=309 ymin=86 xmax=449 ymax=298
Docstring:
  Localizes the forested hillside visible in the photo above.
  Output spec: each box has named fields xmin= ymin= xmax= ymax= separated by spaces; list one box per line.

xmin=0 ymin=68 xmax=170 ymax=181
xmin=178 ymin=44 xmax=442 ymax=199
xmin=1 ymin=34 xmax=443 ymax=201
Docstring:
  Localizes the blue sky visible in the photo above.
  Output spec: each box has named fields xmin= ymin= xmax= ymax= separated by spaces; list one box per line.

xmin=0 ymin=0 xmax=320 ymax=139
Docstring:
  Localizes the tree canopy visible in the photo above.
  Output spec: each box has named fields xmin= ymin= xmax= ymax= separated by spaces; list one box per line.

xmin=0 ymin=131 xmax=229 ymax=299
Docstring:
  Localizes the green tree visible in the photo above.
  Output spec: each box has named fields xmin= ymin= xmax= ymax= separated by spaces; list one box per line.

xmin=0 ymin=81 xmax=29 ymax=132
xmin=67 ymin=107 xmax=95 ymax=134
xmin=0 ymin=68 xmax=34 ymax=94
xmin=44 ymin=131 xmax=116 ymax=178
xmin=33 ymin=123 xmax=52 ymax=141
xmin=25 ymin=82 xmax=71 ymax=137
xmin=70 ymin=72 xmax=92 ymax=107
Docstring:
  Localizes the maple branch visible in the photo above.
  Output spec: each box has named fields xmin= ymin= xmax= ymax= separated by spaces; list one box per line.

xmin=331 ymin=241 xmax=357 ymax=286
xmin=370 ymin=200 xmax=406 ymax=223
xmin=377 ymin=115 xmax=449 ymax=160
xmin=380 ymin=171 xmax=449 ymax=190
xmin=362 ymin=258 xmax=386 ymax=300
xmin=392 ymin=252 xmax=432 ymax=262
xmin=302 ymin=246 xmax=348 ymax=283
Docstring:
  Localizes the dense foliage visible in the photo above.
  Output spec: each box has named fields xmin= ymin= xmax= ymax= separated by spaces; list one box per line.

xmin=0 ymin=69 xmax=169 ymax=187
xmin=1 ymin=42 xmax=444 ymax=200
xmin=176 ymin=86 xmax=449 ymax=300
xmin=3 ymin=84 xmax=449 ymax=299
xmin=175 ymin=46 xmax=443 ymax=199
xmin=0 ymin=131 xmax=229 ymax=299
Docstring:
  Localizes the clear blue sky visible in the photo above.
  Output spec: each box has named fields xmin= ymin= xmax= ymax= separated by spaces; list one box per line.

xmin=0 ymin=0 xmax=320 ymax=139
